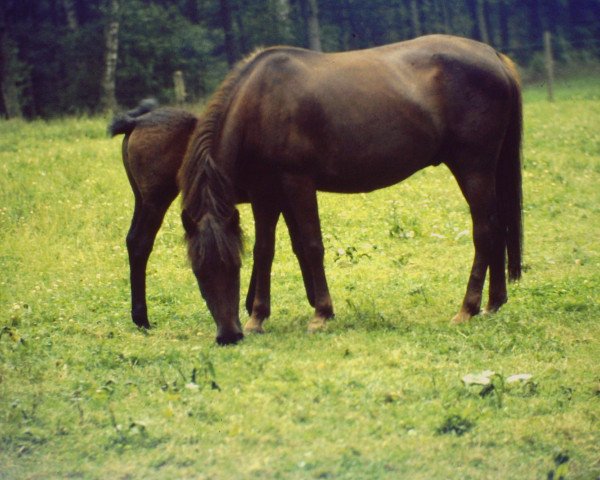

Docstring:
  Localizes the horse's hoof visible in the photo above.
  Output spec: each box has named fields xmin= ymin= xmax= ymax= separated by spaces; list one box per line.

xmin=483 ymin=299 xmax=507 ymax=315
xmin=451 ymin=311 xmax=472 ymax=324
xmin=307 ymin=316 xmax=328 ymax=333
xmin=244 ymin=318 xmax=265 ymax=334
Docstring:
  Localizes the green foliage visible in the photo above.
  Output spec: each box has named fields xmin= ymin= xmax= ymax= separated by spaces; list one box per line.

xmin=547 ymin=451 xmax=570 ymax=480
xmin=388 ymin=200 xmax=421 ymax=239
xmin=3 ymin=0 xmax=600 ymax=117
xmin=116 ymin=0 xmax=218 ymax=104
xmin=0 ymin=78 xmax=599 ymax=478
xmin=436 ymin=414 xmax=475 ymax=436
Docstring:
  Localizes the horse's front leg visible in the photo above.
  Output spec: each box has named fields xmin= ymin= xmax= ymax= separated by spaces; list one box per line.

xmin=282 ymin=208 xmax=315 ymax=308
xmin=281 ymin=174 xmax=334 ymax=332
xmin=244 ymin=199 xmax=281 ymax=334
xmin=245 ymin=205 xmax=318 ymax=320
xmin=245 ymin=264 xmax=258 ymax=316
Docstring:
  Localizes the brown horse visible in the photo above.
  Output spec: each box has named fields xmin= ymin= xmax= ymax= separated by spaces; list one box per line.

xmin=110 ymin=101 xmax=315 ymax=328
xmin=180 ymin=34 xmax=524 ymax=345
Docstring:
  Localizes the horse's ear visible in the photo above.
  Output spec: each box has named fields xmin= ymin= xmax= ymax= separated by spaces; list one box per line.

xmin=181 ymin=209 xmax=196 ymax=235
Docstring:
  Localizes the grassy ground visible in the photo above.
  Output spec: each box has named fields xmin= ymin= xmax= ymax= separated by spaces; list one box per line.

xmin=1 ymin=77 xmax=599 ymax=479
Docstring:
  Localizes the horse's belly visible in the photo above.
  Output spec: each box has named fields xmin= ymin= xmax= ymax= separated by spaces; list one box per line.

xmin=307 ymin=97 xmax=441 ymax=193
xmin=314 ymin=156 xmax=428 ymax=193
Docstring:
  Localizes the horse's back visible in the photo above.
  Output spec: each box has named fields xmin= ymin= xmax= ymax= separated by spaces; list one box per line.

xmin=242 ymin=35 xmax=511 ymax=121
xmin=224 ymin=36 xmax=517 ymax=192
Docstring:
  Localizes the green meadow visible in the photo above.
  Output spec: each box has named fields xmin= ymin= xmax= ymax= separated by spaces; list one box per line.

xmin=1 ymin=78 xmax=599 ymax=479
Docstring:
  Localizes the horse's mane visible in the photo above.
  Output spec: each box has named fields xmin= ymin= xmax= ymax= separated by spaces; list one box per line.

xmin=179 ymin=49 xmax=266 ymax=269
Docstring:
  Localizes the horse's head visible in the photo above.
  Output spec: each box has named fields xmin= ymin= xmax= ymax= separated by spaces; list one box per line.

xmin=183 ymin=209 xmax=244 ymax=345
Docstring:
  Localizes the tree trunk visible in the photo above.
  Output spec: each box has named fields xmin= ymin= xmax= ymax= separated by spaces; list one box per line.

xmin=410 ymin=0 xmax=421 ymax=37
xmin=0 ymin=9 xmax=22 ymax=118
xmin=465 ymin=0 xmax=480 ymax=41
xmin=341 ymin=0 xmax=359 ymax=49
xmin=276 ymin=0 xmax=292 ymax=41
xmin=544 ymin=31 xmax=554 ymax=101
xmin=276 ymin=0 xmax=291 ymax=20
xmin=219 ymin=0 xmax=236 ymax=68
xmin=306 ymin=0 xmax=322 ymax=51
xmin=185 ymin=0 xmax=201 ymax=24
xmin=173 ymin=70 xmax=186 ymax=104
xmin=476 ymin=0 xmax=490 ymax=45
xmin=62 ymin=0 xmax=79 ymax=31
xmin=234 ymin=9 xmax=249 ymax=56
xmin=498 ymin=0 xmax=510 ymax=50
xmin=527 ymin=0 xmax=544 ymax=45
xmin=99 ymin=0 xmax=119 ymax=113
xmin=440 ymin=0 xmax=451 ymax=34
xmin=299 ymin=0 xmax=322 ymax=51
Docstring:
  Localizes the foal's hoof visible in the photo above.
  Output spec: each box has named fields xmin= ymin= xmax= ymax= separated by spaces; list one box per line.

xmin=132 ymin=310 xmax=151 ymax=329
xmin=307 ymin=316 xmax=328 ymax=333
xmin=483 ymin=299 xmax=507 ymax=315
xmin=133 ymin=319 xmax=151 ymax=329
xmin=244 ymin=317 xmax=265 ymax=334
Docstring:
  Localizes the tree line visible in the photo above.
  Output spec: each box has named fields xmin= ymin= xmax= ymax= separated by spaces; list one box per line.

xmin=1 ymin=0 xmax=598 ymax=118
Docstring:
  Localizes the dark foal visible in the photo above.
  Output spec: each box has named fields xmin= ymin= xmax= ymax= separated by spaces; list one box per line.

xmin=109 ymin=102 xmax=197 ymax=328
xmin=110 ymin=102 xmax=314 ymax=330
xmin=179 ymin=34 xmax=524 ymax=345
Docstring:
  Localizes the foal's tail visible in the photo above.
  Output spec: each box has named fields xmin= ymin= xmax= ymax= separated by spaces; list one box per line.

xmin=108 ymin=98 xmax=159 ymax=137
xmin=497 ymin=54 xmax=523 ymax=281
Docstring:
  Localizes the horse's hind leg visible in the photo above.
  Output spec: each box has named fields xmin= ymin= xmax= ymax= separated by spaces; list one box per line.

xmin=450 ymin=168 xmax=505 ymax=324
xmin=126 ymin=192 xmax=176 ymax=328
xmin=484 ymin=216 xmax=508 ymax=315
xmin=282 ymin=207 xmax=316 ymax=308
xmin=280 ymin=174 xmax=333 ymax=332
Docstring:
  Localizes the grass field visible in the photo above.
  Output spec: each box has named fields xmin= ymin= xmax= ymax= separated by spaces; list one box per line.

xmin=1 ymin=77 xmax=599 ymax=479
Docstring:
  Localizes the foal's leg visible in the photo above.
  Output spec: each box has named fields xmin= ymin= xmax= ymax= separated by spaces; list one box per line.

xmin=244 ymin=199 xmax=281 ymax=334
xmin=126 ymin=193 xmax=176 ymax=328
xmin=280 ymin=174 xmax=333 ymax=332
xmin=450 ymin=170 xmax=503 ymax=324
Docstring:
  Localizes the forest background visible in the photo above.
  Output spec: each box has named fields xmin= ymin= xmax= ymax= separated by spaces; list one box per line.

xmin=1 ymin=0 xmax=600 ymax=119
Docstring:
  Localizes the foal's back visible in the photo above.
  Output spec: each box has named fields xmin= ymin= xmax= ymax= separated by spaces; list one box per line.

xmin=123 ymin=108 xmax=197 ymax=199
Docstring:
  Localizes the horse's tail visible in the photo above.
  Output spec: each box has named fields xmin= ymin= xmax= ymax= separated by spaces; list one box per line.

xmin=107 ymin=98 xmax=158 ymax=137
xmin=178 ymin=55 xmax=260 ymax=270
xmin=497 ymin=53 xmax=523 ymax=281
